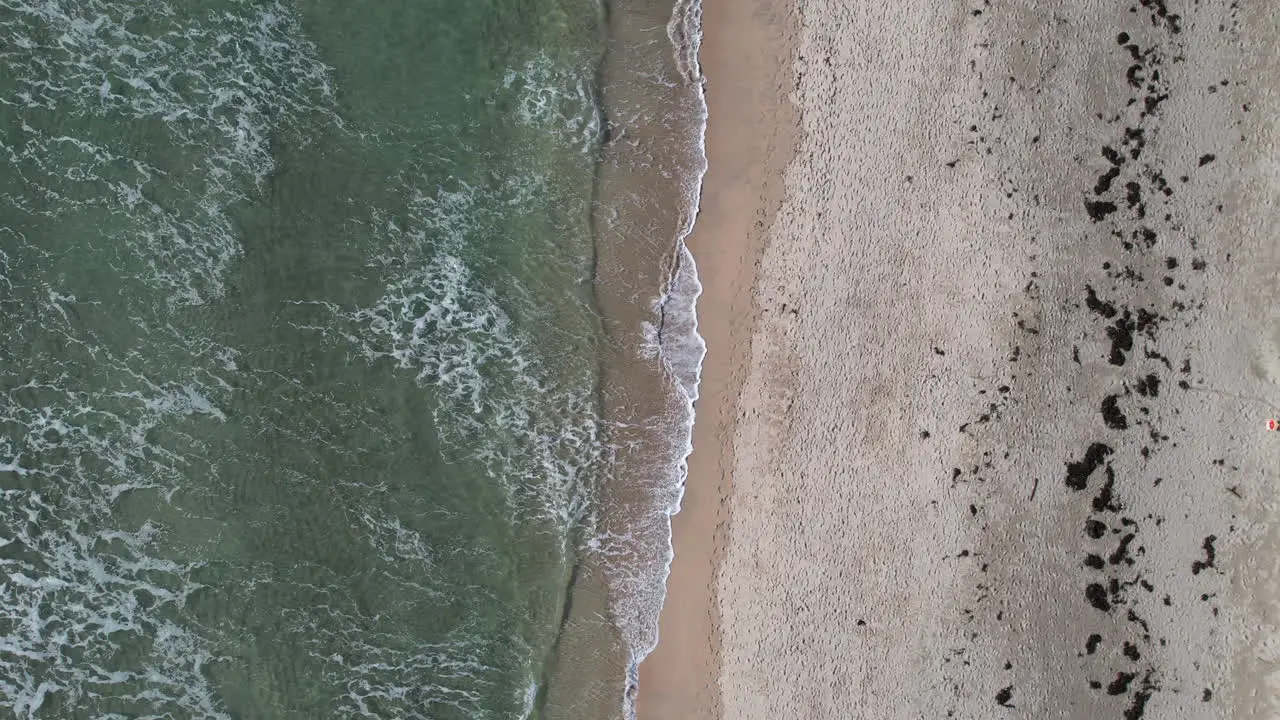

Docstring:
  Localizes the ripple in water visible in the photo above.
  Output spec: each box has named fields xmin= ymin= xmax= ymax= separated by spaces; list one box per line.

xmin=0 ymin=0 xmax=614 ymax=716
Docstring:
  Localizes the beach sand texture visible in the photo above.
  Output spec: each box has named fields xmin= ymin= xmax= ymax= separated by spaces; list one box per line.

xmin=641 ymin=0 xmax=1280 ymax=718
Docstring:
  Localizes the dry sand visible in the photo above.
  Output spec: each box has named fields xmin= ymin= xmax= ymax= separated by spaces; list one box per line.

xmin=640 ymin=0 xmax=1280 ymax=718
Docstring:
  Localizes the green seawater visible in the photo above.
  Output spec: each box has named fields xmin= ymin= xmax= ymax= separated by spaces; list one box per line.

xmin=0 ymin=0 xmax=616 ymax=717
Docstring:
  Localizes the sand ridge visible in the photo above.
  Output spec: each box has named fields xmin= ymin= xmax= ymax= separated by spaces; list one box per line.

xmin=642 ymin=0 xmax=1280 ymax=718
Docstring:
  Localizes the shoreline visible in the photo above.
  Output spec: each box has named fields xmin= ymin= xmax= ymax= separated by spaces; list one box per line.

xmin=636 ymin=0 xmax=798 ymax=717
xmin=540 ymin=0 xmax=715 ymax=716
xmin=642 ymin=0 xmax=1280 ymax=718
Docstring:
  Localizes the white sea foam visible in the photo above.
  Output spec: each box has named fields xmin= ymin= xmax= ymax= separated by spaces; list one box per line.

xmin=667 ymin=0 xmax=705 ymax=85
xmin=655 ymin=246 xmax=707 ymax=406
xmin=518 ymin=677 xmax=539 ymax=720
xmin=291 ymin=177 xmax=603 ymax=532
xmin=502 ymin=52 xmax=603 ymax=156
xmin=0 ymin=289 xmax=522 ymax=717
xmin=1 ymin=4 xmax=614 ymax=716
xmin=0 ymin=314 xmax=241 ymax=717
xmin=603 ymin=238 xmax=707 ymax=720
xmin=301 ymin=609 xmax=502 ymax=718
xmin=0 ymin=0 xmax=340 ymax=306
xmin=0 ymin=2 xmax=351 ymax=713
xmin=261 ymin=45 xmax=611 ymax=717
xmin=604 ymin=2 xmax=710 ymax=718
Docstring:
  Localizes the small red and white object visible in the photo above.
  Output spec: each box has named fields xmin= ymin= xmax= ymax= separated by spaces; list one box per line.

xmin=1268 ymin=419 xmax=1279 ymax=432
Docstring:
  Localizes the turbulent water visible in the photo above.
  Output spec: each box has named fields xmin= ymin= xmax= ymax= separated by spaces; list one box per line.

xmin=0 ymin=0 xmax=707 ymax=718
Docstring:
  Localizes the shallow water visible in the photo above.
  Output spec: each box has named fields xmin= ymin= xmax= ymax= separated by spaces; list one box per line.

xmin=0 ymin=0 xmax=705 ymax=717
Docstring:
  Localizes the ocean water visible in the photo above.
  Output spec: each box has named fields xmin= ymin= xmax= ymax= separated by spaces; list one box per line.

xmin=0 ymin=0 xmax=706 ymax=718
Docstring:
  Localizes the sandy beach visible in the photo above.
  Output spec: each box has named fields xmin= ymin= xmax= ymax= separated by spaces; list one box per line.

xmin=640 ymin=0 xmax=1280 ymax=718
xmin=633 ymin=0 xmax=796 ymax=716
